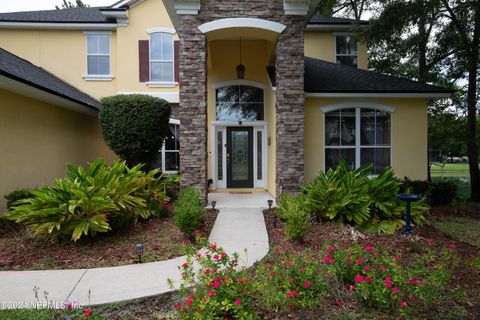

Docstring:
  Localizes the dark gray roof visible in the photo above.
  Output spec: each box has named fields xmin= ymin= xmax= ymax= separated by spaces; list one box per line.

xmin=0 ymin=48 xmax=99 ymax=109
xmin=304 ymin=57 xmax=453 ymax=94
xmin=0 ymin=7 xmax=114 ymax=23
xmin=308 ymin=15 xmax=369 ymax=25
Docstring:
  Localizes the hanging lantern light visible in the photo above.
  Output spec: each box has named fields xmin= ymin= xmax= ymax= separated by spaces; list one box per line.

xmin=236 ymin=38 xmax=245 ymax=79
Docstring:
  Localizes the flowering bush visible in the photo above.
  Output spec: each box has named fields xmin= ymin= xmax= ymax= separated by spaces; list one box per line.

xmin=322 ymin=241 xmax=461 ymax=316
xmin=253 ymin=248 xmax=328 ymax=313
xmin=169 ymin=234 xmax=257 ymax=319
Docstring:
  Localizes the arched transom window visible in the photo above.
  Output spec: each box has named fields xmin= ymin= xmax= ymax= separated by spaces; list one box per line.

xmin=215 ymin=85 xmax=264 ymax=121
xmin=325 ymin=107 xmax=391 ymax=174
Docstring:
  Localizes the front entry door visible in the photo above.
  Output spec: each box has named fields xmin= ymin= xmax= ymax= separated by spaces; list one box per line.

xmin=227 ymin=127 xmax=254 ymax=188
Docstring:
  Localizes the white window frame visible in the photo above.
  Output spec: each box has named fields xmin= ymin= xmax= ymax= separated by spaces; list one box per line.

xmin=83 ymin=31 xmax=113 ymax=81
xmin=147 ymin=28 xmax=176 ymax=87
xmin=334 ymin=33 xmax=359 ymax=68
xmin=160 ymin=118 xmax=180 ymax=174
xmin=321 ymin=103 xmax=395 ymax=174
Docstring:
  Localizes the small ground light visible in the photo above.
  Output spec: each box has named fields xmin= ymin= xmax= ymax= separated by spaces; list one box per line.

xmin=135 ymin=243 xmax=144 ymax=264
xmin=211 ymin=200 xmax=216 ymax=209
xmin=268 ymin=200 xmax=277 ymax=228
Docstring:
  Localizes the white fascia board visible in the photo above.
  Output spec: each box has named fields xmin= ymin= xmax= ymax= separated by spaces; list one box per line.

xmin=100 ymin=10 xmax=129 ymax=19
xmin=305 ymin=92 xmax=452 ymax=98
xmin=174 ymin=1 xmax=201 ymax=15
xmin=198 ymin=18 xmax=286 ymax=34
xmin=0 ymin=75 xmax=98 ymax=117
xmin=306 ymin=24 xmax=368 ymax=31
xmin=284 ymin=0 xmax=309 ymax=15
xmin=118 ymin=92 xmax=180 ymax=103
xmin=0 ymin=22 xmax=118 ymax=30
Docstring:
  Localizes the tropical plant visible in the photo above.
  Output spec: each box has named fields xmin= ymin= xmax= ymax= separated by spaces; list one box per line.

xmin=302 ymin=159 xmax=429 ymax=234
xmin=173 ymin=187 xmax=204 ymax=235
xmin=4 ymin=188 xmax=33 ymax=209
xmin=4 ymin=159 xmax=175 ymax=241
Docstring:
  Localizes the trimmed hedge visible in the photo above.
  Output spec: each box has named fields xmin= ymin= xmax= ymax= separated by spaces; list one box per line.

xmin=99 ymin=94 xmax=171 ymax=168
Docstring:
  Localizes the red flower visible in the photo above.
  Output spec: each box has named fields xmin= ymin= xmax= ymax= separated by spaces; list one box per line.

xmin=182 ymin=263 xmax=188 ymax=269
xmin=394 ymin=256 xmax=400 ymax=261
xmin=213 ymin=254 xmax=220 ymax=260
xmin=208 ymin=291 xmax=215 ymax=297
xmin=287 ymin=261 xmax=293 ymax=266
xmin=346 ymin=257 xmax=351 ymax=261
xmin=365 ymin=276 xmax=372 ymax=283
xmin=243 ymin=279 xmax=249 ymax=284
xmin=335 ymin=299 xmax=343 ymax=306
xmin=205 ymin=268 xmax=210 ymax=275
xmin=194 ymin=229 xmax=201 ymax=234
xmin=83 ymin=309 xmax=91 ymax=317
xmin=400 ymin=301 xmax=407 ymax=307
xmin=237 ymin=279 xmax=243 ymax=284
xmin=234 ymin=299 xmax=241 ymax=305
xmin=349 ymin=285 xmax=355 ymax=291
xmin=184 ymin=240 xmax=190 ymax=245
xmin=364 ymin=265 xmax=371 ymax=271
xmin=392 ymin=287 xmax=399 ymax=293
xmin=275 ymin=248 xmax=281 ymax=254
xmin=408 ymin=278 xmax=417 ymax=285
xmin=215 ymin=276 xmax=222 ymax=281
xmin=381 ymin=267 xmax=387 ymax=272
xmin=189 ymin=293 xmax=195 ymax=299
xmin=66 ymin=303 xmax=73 ymax=310
xmin=286 ymin=290 xmax=298 ymax=298
xmin=197 ymin=308 xmax=203 ymax=312
xmin=354 ymin=275 xmax=364 ymax=283
xmin=197 ymin=253 xmax=202 ymax=258
xmin=186 ymin=300 xmax=193 ymax=306
xmin=304 ymin=281 xmax=311 ymax=288
xmin=329 ymin=259 xmax=335 ymax=264
xmin=175 ymin=303 xmax=181 ymax=309
xmin=355 ymin=259 xmax=362 ymax=265
xmin=211 ymin=244 xmax=217 ymax=250
xmin=385 ymin=277 xmax=392 ymax=288
xmin=426 ymin=238 xmax=433 ymax=243
xmin=449 ymin=244 xmax=456 ymax=249
xmin=270 ymin=271 xmax=276 ymax=276
xmin=300 ymin=269 xmax=305 ymax=273
xmin=365 ymin=245 xmax=373 ymax=252
xmin=327 ymin=246 xmax=335 ymax=251
xmin=213 ymin=282 xmax=220 ymax=289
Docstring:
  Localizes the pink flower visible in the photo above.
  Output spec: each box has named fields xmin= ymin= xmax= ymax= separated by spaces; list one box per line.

xmin=184 ymin=240 xmax=190 ymax=245
xmin=400 ymin=301 xmax=407 ymax=307
xmin=270 ymin=271 xmax=276 ymax=276
xmin=186 ymin=300 xmax=193 ymax=306
xmin=211 ymin=244 xmax=217 ymax=250
xmin=329 ymin=259 xmax=335 ymax=264
xmin=287 ymin=261 xmax=293 ymax=266
xmin=349 ymin=285 xmax=355 ymax=291
xmin=408 ymin=278 xmax=417 ymax=285
xmin=213 ymin=282 xmax=220 ymax=289
xmin=205 ymin=268 xmax=210 ymax=275
xmin=449 ymin=244 xmax=456 ymax=249
xmin=364 ymin=265 xmax=371 ymax=271
xmin=355 ymin=259 xmax=362 ymax=265
xmin=175 ymin=303 xmax=181 ymax=309
xmin=354 ymin=274 xmax=364 ymax=283
xmin=335 ymin=299 xmax=343 ymax=306
xmin=304 ymin=281 xmax=311 ymax=288
xmin=394 ymin=256 xmax=400 ymax=261
xmin=328 ymin=246 xmax=335 ymax=251
xmin=392 ymin=287 xmax=399 ymax=293
xmin=381 ymin=267 xmax=388 ymax=272
xmin=83 ymin=309 xmax=91 ymax=317
xmin=197 ymin=253 xmax=202 ymax=258
xmin=286 ymin=290 xmax=298 ymax=298
xmin=208 ymin=291 xmax=215 ymax=297
xmin=365 ymin=245 xmax=373 ymax=252
xmin=275 ymin=248 xmax=281 ymax=254
xmin=213 ymin=254 xmax=220 ymax=260
xmin=385 ymin=277 xmax=392 ymax=288
xmin=346 ymin=257 xmax=351 ymax=261
xmin=300 ymin=269 xmax=305 ymax=273
xmin=365 ymin=276 xmax=372 ymax=283
xmin=182 ymin=263 xmax=188 ymax=269
xmin=234 ymin=299 xmax=241 ymax=305
xmin=194 ymin=229 xmax=201 ymax=234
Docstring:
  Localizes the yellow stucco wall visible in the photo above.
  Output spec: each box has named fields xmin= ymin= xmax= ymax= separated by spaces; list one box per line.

xmin=304 ymin=31 xmax=368 ymax=70
xmin=0 ymin=0 xmax=179 ymax=101
xmin=206 ymin=39 xmax=276 ymax=195
xmin=0 ymin=89 xmax=116 ymax=210
xmin=304 ymin=98 xmax=428 ymax=182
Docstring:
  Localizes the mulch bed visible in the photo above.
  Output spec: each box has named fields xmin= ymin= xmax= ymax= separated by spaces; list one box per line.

xmin=262 ymin=208 xmax=480 ymax=319
xmin=0 ymin=209 xmax=218 ymax=271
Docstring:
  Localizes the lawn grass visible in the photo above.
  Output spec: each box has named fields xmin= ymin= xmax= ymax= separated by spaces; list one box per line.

xmin=431 ymin=216 xmax=480 ymax=247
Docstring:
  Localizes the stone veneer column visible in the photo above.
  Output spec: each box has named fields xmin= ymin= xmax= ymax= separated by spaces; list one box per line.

xmin=177 ymin=16 xmax=208 ymax=202
xmin=275 ymin=16 xmax=305 ymax=196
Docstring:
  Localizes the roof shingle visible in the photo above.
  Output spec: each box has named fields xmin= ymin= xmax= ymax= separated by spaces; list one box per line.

xmin=0 ymin=48 xmax=99 ymax=109
xmin=308 ymin=15 xmax=369 ymax=25
xmin=0 ymin=7 xmax=113 ymax=23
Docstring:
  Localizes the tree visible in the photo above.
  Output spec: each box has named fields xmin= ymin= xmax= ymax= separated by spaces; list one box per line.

xmin=99 ymin=94 xmax=171 ymax=169
xmin=55 ymin=0 xmax=90 ymax=10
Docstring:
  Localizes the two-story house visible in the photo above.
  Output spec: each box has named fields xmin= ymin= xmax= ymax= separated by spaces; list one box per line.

xmin=0 ymin=0 xmax=452 ymax=208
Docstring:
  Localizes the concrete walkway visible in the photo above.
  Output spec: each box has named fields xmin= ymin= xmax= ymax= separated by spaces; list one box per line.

xmin=0 ymin=193 xmax=271 ymax=308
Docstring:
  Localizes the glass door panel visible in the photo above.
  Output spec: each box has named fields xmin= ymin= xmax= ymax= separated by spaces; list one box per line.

xmin=227 ymin=127 xmax=253 ymax=188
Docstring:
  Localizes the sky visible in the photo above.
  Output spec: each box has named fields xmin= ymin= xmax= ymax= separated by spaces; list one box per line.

xmin=0 ymin=0 xmax=115 ymax=13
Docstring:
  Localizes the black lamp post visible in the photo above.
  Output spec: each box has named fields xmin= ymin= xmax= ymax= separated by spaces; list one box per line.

xmin=135 ymin=243 xmax=144 ymax=264
xmin=268 ymin=200 xmax=276 ymax=228
xmin=211 ymin=200 xmax=216 ymax=210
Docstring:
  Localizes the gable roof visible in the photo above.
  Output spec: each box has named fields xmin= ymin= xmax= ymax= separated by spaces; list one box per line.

xmin=303 ymin=57 xmax=453 ymax=96
xmin=0 ymin=7 xmax=114 ymax=24
xmin=0 ymin=48 xmax=99 ymax=110
xmin=308 ymin=15 xmax=369 ymax=25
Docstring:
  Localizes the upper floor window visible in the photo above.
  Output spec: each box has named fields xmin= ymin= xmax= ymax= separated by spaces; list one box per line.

xmin=86 ymin=33 xmax=110 ymax=76
xmin=215 ymin=85 xmax=264 ymax=121
xmin=325 ymin=107 xmax=391 ymax=174
xmin=336 ymin=35 xmax=358 ymax=67
xmin=149 ymin=32 xmax=174 ymax=82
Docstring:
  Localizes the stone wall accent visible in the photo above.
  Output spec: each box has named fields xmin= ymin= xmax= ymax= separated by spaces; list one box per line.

xmin=177 ymin=17 xmax=208 ymax=202
xmin=275 ymin=16 xmax=305 ymax=195
xmin=177 ymin=0 xmax=306 ymax=199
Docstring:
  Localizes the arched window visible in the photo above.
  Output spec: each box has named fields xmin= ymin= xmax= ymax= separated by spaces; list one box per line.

xmin=215 ymin=85 xmax=264 ymax=121
xmin=325 ymin=107 xmax=391 ymax=174
xmin=149 ymin=32 xmax=174 ymax=82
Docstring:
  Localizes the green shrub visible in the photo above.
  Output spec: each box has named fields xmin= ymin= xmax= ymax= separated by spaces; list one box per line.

xmin=277 ymin=194 xmax=310 ymax=241
xmin=429 ymin=180 xmax=457 ymax=206
xmin=174 ymin=187 xmax=204 ymax=235
xmin=99 ymin=94 xmax=171 ymax=168
xmin=4 ymin=160 xmax=173 ymax=242
xmin=4 ymin=189 xmax=33 ymax=209
xmin=302 ymin=159 xmax=429 ymax=234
